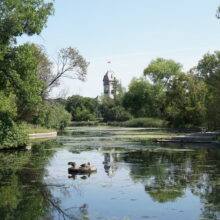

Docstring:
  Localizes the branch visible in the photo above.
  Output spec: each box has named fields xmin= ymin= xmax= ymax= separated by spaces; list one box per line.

xmin=47 ymin=47 xmax=88 ymax=88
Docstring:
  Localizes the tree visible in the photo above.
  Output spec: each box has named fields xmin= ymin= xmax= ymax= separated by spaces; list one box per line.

xmin=0 ymin=43 xmax=48 ymax=121
xmin=32 ymin=44 xmax=55 ymax=91
xmin=0 ymin=0 xmax=54 ymax=148
xmin=165 ymin=73 xmax=207 ymax=128
xmin=32 ymin=102 xmax=71 ymax=130
xmin=197 ymin=51 xmax=220 ymax=87
xmin=98 ymin=96 xmax=131 ymax=122
xmin=66 ymin=95 xmax=98 ymax=121
xmin=197 ymin=51 xmax=220 ymax=129
xmin=48 ymin=47 xmax=89 ymax=88
xmin=122 ymin=78 xmax=165 ymax=118
xmin=143 ymin=58 xmax=182 ymax=85
xmin=0 ymin=0 xmax=54 ymax=121
xmin=0 ymin=0 xmax=53 ymax=48
xmin=19 ymin=44 xmax=89 ymax=96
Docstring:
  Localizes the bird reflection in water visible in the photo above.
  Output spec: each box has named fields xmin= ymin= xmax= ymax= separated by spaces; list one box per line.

xmin=68 ymin=173 xmax=91 ymax=180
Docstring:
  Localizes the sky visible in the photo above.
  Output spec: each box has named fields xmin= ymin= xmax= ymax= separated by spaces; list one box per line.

xmin=18 ymin=0 xmax=220 ymax=98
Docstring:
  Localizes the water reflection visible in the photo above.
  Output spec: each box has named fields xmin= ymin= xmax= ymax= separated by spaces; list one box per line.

xmin=100 ymin=145 xmax=220 ymax=219
xmin=1 ymin=127 xmax=220 ymax=220
xmin=0 ymin=140 xmax=68 ymax=220
xmin=68 ymin=173 xmax=93 ymax=180
xmin=103 ymin=149 xmax=119 ymax=177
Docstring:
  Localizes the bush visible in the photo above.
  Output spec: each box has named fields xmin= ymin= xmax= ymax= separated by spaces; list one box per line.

xmin=0 ymin=92 xmax=28 ymax=149
xmin=66 ymin=95 xmax=98 ymax=121
xmin=32 ymin=103 xmax=71 ymax=130
xmin=123 ymin=117 xmax=167 ymax=128
xmin=98 ymin=97 xmax=131 ymax=122
xmin=0 ymin=120 xmax=28 ymax=149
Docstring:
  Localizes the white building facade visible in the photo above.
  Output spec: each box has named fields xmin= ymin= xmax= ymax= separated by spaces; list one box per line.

xmin=103 ymin=70 xmax=117 ymax=99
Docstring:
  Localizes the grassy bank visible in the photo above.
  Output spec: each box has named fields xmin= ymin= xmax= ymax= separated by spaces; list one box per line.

xmin=71 ymin=117 xmax=167 ymax=128
xmin=122 ymin=117 xmax=167 ymax=128
xmin=26 ymin=124 xmax=56 ymax=134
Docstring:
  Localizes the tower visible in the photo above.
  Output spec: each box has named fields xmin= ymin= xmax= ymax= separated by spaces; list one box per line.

xmin=103 ymin=70 xmax=117 ymax=99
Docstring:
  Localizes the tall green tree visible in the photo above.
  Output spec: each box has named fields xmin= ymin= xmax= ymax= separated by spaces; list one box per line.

xmin=98 ymin=96 xmax=131 ymax=122
xmin=165 ymin=73 xmax=207 ymax=128
xmin=48 ymin=47 xmax=89 ymax=88
xmin=0 ymin=0 xmax=53 ymax=48
xmin=0 ymin=43 xmax=48 ymax=121
xmin=0 ymin=0 xmax=54 ymax=120
xmin=143 ymin=58 xmax=182 ymax=85
xmin=0 ymin=0 xmax=54 ymax=148
xmin=66 ymin=95 xmax=98 ymax=121
xmin=26 ymin=45 xmax=89 ymax=95
xmin=197 ymin=51 xmax=220 ymax=129
xmin=122 ymin=78 xmax=165 ymax=118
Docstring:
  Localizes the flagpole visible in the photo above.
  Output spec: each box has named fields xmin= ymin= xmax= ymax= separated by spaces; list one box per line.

xmin=107 ymin=61 xmax=111 ymax=71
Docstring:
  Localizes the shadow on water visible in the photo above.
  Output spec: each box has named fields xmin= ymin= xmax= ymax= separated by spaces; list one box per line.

xmin=0 ymin=140 xmax=90 ymax=220
xmin=1 ymin=127 xmax=220 ymax=219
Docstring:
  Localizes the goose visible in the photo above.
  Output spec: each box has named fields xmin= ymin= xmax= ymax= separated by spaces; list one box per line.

xmin=68 ymin=162 xmax=77 ymax=168
xmin=68 ymin=162 xmax=97 ymax=173
xmin=80 ymin=162 xmax=90 ymax=168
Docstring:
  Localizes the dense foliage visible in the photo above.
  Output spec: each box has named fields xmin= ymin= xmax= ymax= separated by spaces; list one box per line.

xmin=143 ymin=58 xmax=182 ymax=84
xmin=0 ymin=0 xmax=87 ymax=148
xmin=98 ymin=96 xmax=131 ymax=122
xmin=121 ymin=57 xmax=216 ymax=129
xmin=165 ymin=74 xmax=207 ymax=128
xmin=197 ymin=51 xmax=220 ymax=129
xmin=64 ymin=54 xmax=219 ymax=130
xmin=66 ymin=95 xmax=98 ymax=121
xmin=32 ymin=102 xmax=71 ymax=130
xmin=0 ymin=0 xmax=220 ymax=148
xmin=122 ymin=78 xmax=165 ymax=118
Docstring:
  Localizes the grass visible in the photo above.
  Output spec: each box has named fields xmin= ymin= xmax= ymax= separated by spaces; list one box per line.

xmin=70 ymin=117 xmax=168 ymax=128
xmin=70 ymin=121 xmax=101 ymax=126
xmin=122 ymin=117 xmax=167 ymax=128
xmin=26 ymin=124 xmax=56 ymax=134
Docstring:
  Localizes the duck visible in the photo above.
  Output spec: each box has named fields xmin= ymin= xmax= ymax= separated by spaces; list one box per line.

xmin=68 ymin=161 xmax=97 ymax=174
xmin=68 ymin=162 xmax=77 ymax=168
xmin=80 ymin=162 xmax=90 ymax=168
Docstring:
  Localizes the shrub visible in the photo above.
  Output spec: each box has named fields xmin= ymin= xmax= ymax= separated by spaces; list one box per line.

xmin=98 ymin=97 xmax=131 ymax=122
xmin=32 ymin=103 xmax=71 ymax=130
xmin=123 ymin=117 xmax=167 ymax=128
xmin=66 ymin=95 xmax=98 ymax=121
xmin=0 ymin=120 xmax=28 ymax=149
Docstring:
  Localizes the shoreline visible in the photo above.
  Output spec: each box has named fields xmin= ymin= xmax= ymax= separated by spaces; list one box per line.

xmin=28 ymin=131 xmax=57 ymax=139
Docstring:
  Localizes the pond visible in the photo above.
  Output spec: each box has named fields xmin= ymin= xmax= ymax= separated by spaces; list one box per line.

xmin=1 ymin=126 xmax=220 ymax=220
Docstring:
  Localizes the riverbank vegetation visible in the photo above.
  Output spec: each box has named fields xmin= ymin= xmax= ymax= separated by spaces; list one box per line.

xmin=0 ymin=0 xmax=87 ymax=149
xmin=65 ymin=56 xmax=219 ymax=131
xmin=1 ymin=0 xmax=220 ymax=149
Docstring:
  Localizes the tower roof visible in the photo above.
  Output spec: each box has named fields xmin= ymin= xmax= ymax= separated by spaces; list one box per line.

xmin=103 ymin=70 xmax=117 ymax=82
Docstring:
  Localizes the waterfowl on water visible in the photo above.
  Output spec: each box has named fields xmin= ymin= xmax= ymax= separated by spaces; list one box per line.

xmin=80 ymin=162 xmax=90 ymax=168
xmin=68 ymin=162 xmax=77 ymax=168
xmin=68 ymin=162 xmax=97 ymax=173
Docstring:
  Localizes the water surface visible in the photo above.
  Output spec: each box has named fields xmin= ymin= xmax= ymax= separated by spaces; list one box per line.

xmin=1 ymin=127 xmax=220 ymax=220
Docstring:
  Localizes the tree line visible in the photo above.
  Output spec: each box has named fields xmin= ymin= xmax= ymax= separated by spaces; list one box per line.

xmin=0 ymin=0 xmax=220 ymax=148
xmin=0 ymin=0 xmax=88 ymax=148
xmin=65 ymin=54 xmax=220 ymax=130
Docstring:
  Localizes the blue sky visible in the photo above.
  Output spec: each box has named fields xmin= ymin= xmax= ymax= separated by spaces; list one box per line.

xmin=19 ymin=0 xmax=220 ymax=98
